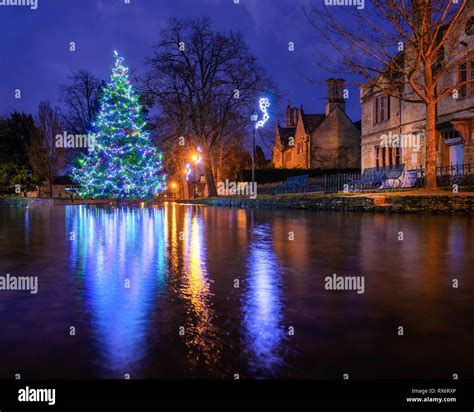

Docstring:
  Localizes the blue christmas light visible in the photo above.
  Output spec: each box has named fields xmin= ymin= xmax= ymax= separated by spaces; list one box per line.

xmin=255 ymin=97 xmax=270 ymax=129
xmin=71 ymin=51 xmax=166 ymax=200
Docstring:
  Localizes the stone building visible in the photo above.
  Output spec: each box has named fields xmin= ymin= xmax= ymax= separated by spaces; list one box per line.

xmin=360 ymin=8 xmax=474 ymax=172
xmin=272 ymin=79 xmax=361 ymax=169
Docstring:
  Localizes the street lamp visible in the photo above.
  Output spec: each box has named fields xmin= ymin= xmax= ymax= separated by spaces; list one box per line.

xmin=250 ymin=111 xmax=258 ymax=188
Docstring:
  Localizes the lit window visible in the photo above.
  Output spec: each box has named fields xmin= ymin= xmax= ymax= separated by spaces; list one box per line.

xmin=375 ymin=146 xmax=380 ymax=168
xmin=395 ymin=146 xmax=401 ymax=166
xmin=388 ymin=146 xmax=393 ymax=166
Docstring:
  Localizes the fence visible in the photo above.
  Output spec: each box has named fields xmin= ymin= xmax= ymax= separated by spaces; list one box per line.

xmin=416 ymin=163 xmax=474 ymax=187
xmin=306 ymin=172 xmax=361 ymax=193
xmin=230 ymin=164 xmax=474 ymax=196
xmin=255 ymin=172 xmax=361 ymax=195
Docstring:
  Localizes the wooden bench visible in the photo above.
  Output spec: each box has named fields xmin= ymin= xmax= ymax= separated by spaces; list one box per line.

xmin=274 ymin=175 xmax=309 ymax=194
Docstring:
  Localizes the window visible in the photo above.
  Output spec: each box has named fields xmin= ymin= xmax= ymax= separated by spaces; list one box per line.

xmin=297 ymin=142 xmax=304 ymax=155
xmin=374 ymin=94 xmax=391 ymax=124
xmin=382 ymin=147 xmax=387 ymax=167
xmin=395 ymin=146 xmax=401 ymax=166
xmin=466 ymin=16 xmax=474 ymax=36
xmin=459 ymin=61 xmax=474 ymax=98
xmin=375 ymin=98 xmax=379 ymax=124
xmin=375 ymin=146 xmax=380 ymax=168
xmin=380 ymin=96 xmax=385 ymax=122
xmin=285 ymin=151 xmax=292 ymax=162
xmin=388 ymin=146 xmax=394 ymax=167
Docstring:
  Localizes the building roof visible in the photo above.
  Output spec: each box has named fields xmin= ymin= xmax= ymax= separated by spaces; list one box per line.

xmin=276 ymin=112 xmax=331 ymax=151
xmin=301 ymin=114 xmax=325 ymax=134
xmin=277 ymin=126 xmax=295 ymax=147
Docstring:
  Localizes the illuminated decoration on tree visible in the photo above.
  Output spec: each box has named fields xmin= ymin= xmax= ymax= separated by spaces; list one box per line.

xmin=185 ymin=163 xmax=192 ymax=181
xmin=71 ymin=51 xmax=165 ymax=200
xmin=255 ymin=97 xmax=270 ymax=129
xmin=195 ymin=146 xmax=202 ymax=164
xmin=185 ymin=147 xmax=202 ymax=181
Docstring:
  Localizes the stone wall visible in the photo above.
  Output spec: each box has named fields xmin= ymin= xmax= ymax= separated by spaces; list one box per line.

xmin=181 ymin=194 xmax=474 ymax=214
xmin=0 ymin=197 xmax=119 ymax=207
xmin=0 ymin=197 xmax=69 ymax=207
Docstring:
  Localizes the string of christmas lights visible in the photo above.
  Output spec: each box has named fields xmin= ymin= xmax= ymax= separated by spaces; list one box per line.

xmin=71 ymin=50 xmax=166 ymax=200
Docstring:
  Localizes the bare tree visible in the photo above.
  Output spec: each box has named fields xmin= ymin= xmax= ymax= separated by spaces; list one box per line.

xmin=28 ymin=101 xmax=66 ymax=196
xmin=305 ymin=0 xmax=473 ymax=189
xmin=59 ymin=69 xmax=102 ymax=134
xmin=143 ymin=17 xmax=274 ymax=196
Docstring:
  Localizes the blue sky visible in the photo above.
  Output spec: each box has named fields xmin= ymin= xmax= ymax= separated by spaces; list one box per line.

xmin=0 ymin=0 xmax=361 ymax=125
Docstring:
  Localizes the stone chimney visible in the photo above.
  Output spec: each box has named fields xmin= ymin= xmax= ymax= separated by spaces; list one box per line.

xmin=325 ymin=78 xmax=346 ymax=115
xmin=285 ymin=100 xmax=299 ymax=127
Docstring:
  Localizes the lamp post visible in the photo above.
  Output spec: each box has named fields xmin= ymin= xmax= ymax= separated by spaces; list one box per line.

xmin=192 ymin=153 xmax=199 ymax=198
xmin=250 ymin=111 xmax=258 ymax=187
xmin=192 ymin=155 xmax=197 ymax=198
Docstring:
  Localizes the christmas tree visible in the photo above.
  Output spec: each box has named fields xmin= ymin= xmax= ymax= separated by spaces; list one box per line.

xmin=71 ymin=51 xmax=165 ymax=200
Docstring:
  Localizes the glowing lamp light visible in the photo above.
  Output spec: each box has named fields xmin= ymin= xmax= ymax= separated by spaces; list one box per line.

xmin=255 ymin=97 xmax=270 ymax=129
xmin=193 ymin=147 xmax=202 ymax=164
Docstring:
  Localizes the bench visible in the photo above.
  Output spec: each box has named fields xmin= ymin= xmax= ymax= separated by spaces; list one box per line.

xmin=349 ymin=164 xmax=405 ymax=191
xmin=382 ymin=164 xmax=405 ymax=189
xmin=274 ymin=174 xmax=309 ymax=194
xmin=349 ymin=167 xmax=386 ymax=191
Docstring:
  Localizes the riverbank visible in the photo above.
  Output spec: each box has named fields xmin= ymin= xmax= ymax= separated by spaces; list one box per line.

xmin=178 ymin=191 xmax=474 ymax=214
xmin=3 ymin=192 xmax=474 ymax=214
xmin=0 ymin=197 xmax=157 ymax=208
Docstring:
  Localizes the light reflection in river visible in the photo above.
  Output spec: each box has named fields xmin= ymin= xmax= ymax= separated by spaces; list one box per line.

xmin=68 ymin=206 xmax=166 ymax=377
xmin=243 ymin=223 xmax=286 ymax=377
xmin=180 ymin=207 xmax=222 ymax=371
xmin=1 ymin=205 xmax=473 ymax=379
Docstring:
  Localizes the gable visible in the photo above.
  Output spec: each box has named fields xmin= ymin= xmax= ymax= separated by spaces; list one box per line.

xmin=315 ymin=105 xmax=359 ymax=133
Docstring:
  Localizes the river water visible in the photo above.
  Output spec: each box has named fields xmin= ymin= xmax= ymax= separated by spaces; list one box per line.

xmin=0 ymin=204 xmax=473 ymax=379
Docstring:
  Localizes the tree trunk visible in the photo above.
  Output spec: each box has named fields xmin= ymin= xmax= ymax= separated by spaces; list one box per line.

xmin=179 ymin=174 xmax=188 ymax=199
xmin=203 ymin=159 xmax=217 ymax=197
xmin=425 ymin=101 xmax=437 ymax=190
